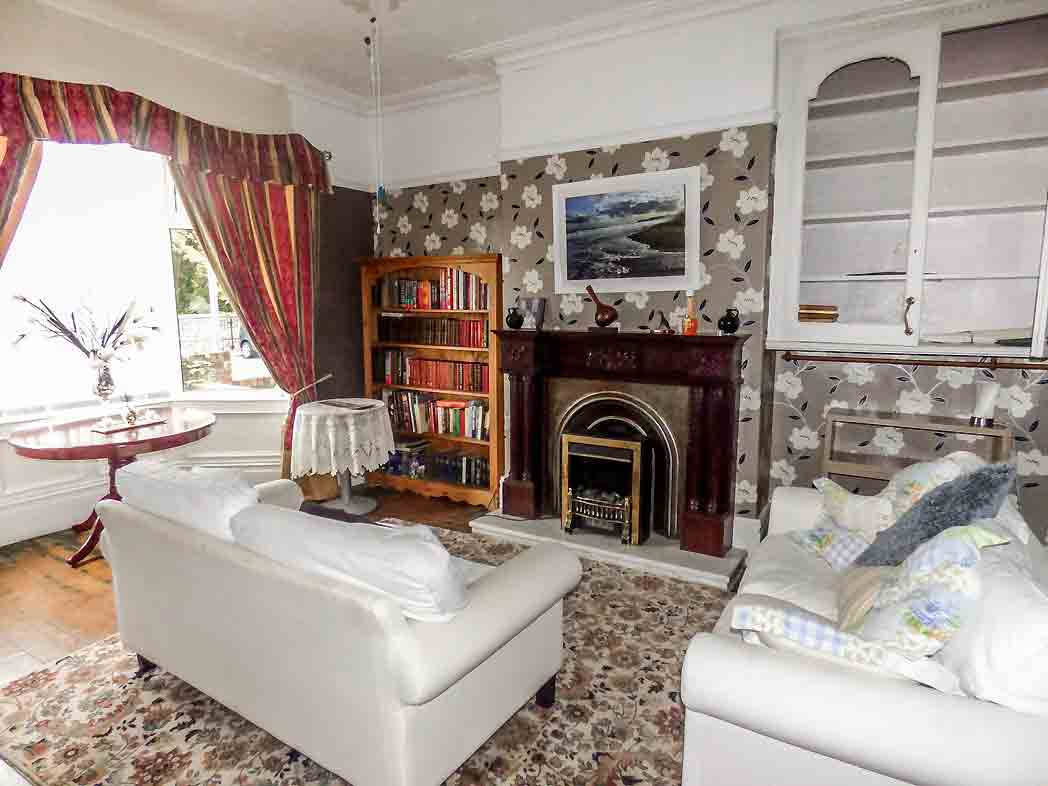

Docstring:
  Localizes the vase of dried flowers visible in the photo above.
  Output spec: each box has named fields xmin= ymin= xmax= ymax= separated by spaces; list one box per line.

xmin=13 ymin=296 xmax=158 ymax=423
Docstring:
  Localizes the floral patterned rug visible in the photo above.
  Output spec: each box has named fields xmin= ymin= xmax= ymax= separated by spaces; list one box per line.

xmin=0 ymin=529 xmax=728 ymax=786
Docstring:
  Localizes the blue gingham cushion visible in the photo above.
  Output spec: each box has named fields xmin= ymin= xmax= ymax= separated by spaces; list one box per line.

xmin=789 ymin=517 xmax=872 ymax=571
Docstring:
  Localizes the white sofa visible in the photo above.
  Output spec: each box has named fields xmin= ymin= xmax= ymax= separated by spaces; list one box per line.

xmin=681 ymin=486 xmax=1048 ymax=786
xmin=98 ymin=479 xmax=581 ymax=786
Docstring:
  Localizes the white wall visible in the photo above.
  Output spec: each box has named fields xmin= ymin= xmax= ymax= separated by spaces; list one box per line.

xmin=0 ymin=401 xmax=285 ymax=547
xmin=289 ymin=91 xmax=375 ymax=191
xmin=382 ymin=83 xmax=501 ymax=188
xmin=1 ymin=0 xmax=292 ymax=133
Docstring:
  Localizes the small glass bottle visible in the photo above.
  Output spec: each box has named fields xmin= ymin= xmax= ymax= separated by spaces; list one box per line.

xmin=681 ymin=289 xmax=699 ymax=335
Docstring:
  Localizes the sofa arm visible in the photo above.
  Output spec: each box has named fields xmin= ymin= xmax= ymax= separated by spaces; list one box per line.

xmin=255 ymin=479 xmax=304 ymax=510
xmin=682 ymin=633 xmax=1048 ymax=786
xmin=767 ymin=486 xmax=823 ymax=536
xmin=392 ymin=543 xmax=581 ymax=706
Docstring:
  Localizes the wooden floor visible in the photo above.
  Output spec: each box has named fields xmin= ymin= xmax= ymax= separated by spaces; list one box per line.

xmin=0 ymin=488 xmax=485 ymax=786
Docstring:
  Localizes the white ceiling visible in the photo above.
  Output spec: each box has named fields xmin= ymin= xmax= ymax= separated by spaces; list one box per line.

xmin=40 ymin=0 xmax=666 ymax=101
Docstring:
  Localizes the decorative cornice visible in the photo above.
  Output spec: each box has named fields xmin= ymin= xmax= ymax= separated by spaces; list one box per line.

xmin=451 ymin=0 xmax=774 ymax=71
xmin=499 ymin=108 xmax=778 ymax=164
xmin=778 ymin=0 xmax=1031 ymax=40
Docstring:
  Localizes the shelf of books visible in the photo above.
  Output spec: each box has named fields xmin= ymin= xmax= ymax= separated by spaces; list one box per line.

xmin=360 ymin=253 xmax=504 ymax=508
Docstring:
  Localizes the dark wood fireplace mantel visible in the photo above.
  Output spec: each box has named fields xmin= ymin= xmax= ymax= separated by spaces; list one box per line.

xmin=496 ymin=330 xmax=749 ymax=556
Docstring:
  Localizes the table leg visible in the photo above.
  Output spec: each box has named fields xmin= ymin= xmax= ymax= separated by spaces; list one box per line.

xmin=67 ymin=455 xmax=134 ymax=568
xmin=330 ymin=469 xmax=378 ymax=516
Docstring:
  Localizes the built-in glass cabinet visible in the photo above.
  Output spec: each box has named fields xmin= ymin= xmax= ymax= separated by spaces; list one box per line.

xmin=769 ymin=14 xmax=1048 ymax=358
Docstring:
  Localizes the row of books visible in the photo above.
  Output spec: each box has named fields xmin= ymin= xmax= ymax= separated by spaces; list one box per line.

xmin=429 ymin=451 xmax=491 ymax=488
xmin=383 ymin=390 xmax=490 ymax=440
xmin=386 ymin=271 xmax=490 ymax=311
xmin=377 ymin=350 xmax=489 ymax=393
xmin=384 ymin=441 xmax=491 ymax=489
xmin=378 ymin=315 xmax=489 ymax=348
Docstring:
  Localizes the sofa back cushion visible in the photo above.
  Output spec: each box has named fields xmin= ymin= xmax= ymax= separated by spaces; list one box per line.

xmin=117 ymin=461 xmax=258 ymax=542
xmin=230 ymin=504 xmax=468 ymax=621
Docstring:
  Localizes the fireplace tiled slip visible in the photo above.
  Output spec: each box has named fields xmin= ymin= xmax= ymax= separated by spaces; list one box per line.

xmin=495 ymin=330 xmax=748 ymax=557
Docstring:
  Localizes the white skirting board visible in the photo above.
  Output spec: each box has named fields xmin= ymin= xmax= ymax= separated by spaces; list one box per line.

xmin=470 ymin=512 xmax=747 ymax=591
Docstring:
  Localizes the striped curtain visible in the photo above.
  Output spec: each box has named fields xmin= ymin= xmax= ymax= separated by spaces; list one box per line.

xmin=171 ymin=168 xmax=335 ymax=491
xmin=0 ymin=72 xmax=335 ymax=490
xmin=0 ymin=72 xmax=330 ymax=268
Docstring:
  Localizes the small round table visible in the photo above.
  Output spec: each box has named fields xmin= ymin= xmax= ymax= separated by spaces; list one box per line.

xmin=9 ymin=406 xmax=215 ymax=567
xmin=290 ymin=398 xmax=395 ymax=515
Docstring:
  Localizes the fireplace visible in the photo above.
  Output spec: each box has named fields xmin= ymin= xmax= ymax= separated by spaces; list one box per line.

xmin=496 ymin=330 xmax=748 ymax=556
xmin=561 ymin=432 xmax=650 ymax=545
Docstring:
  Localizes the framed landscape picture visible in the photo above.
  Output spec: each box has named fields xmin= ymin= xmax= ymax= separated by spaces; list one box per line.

xmin=552 ymin=167 xmax=702 ymax=294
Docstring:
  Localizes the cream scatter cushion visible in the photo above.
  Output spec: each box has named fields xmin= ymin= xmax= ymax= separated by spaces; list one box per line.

xmin=875 ymin=450 xmax=991 ymax=523
xmin=857 ymin=525 xmax=1009 ymax=657
xmin=814 ymin=477 xmax=893 ymax=539
xmin=231 ymin=503 xmax=469 ymax=621
xmin=117 ymin=461 xmax=258 ymax=542
xmin=837 ymin=566 xmax=893 ymax=631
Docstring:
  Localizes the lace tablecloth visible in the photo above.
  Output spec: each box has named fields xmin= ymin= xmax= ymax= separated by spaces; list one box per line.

xmin=290 ymin=398 xmax=395 ymax=478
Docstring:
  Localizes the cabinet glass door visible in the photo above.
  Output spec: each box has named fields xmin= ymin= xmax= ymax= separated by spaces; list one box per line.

xmin=771 ymin=27 xmax=941 ymax=348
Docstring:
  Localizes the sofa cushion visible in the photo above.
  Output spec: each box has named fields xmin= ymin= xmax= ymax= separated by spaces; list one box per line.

xmin=856 ymin=525 xmax=1009 ymax=657
xmin=788 ymin=518 xmax=871 ymax=571
xmin=117 ymin=461 xmax=257 ymax=541
xmin=729 ymin=596 xmax=960 ymax=693
xmin=738 ymin=534 xmax=840 ymax=620
xmin=814 ymin=477 xmax=893 ymax=539
xmin=837 ymin=566 xmax=892 ymax=630
xmin=937 ymin=538 xmax=1048 ymax=715
xmin=856 ymin=464 xmax=1015 ymax=567
xmin=230 ymin=503 xmax=469 ymax=621
xmin=876 ymin=452 xmax=970 ymax=521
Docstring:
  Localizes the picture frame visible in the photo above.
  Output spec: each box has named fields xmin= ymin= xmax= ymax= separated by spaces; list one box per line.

xmin=552 ymin=167 xmax=703 ymax=294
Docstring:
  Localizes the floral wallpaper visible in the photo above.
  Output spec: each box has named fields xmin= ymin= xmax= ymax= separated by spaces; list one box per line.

xmin=375 ymin=125 xmax=776 ymax=519
xmin=769 ymin=356 xmax=1048 ymax=540
xmin=374 ymin=176 xmax=500 ymax=257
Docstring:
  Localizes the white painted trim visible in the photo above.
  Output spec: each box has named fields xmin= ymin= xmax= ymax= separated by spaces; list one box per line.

xmin=1 ymin=475 xmax=105 ymax=510
xmin=332 ymin=176 xmax=375 ymax=193
xmin=0 ymin=482 xmax=106 ymax=548
xmin=173 ymin=450 xmax=283 ymax=471
xmin=452 ymin=0 xmax=774 ymax=71
xmin=499 ymin=109 xmax=778 ymax=163
xmin=388 ymin=165 xmax=501 ymax=191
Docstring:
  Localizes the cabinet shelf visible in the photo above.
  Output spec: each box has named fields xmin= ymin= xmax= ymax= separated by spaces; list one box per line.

xmin=375 ymin=383 xmax=490 ymax=399
xmin=374 ymin=342 xmax=489 ymax=353
xmin=807 ymin=133 xmax=1048 ymax=170
xmin=804 ymin=201 xmax=1046 ymax=225
xmin=381 ymin=308 xmax=488 ymax=316
xmin=800 ymin=272 xmax=1038 ymax=283
xmin=394 ymin=430 xmax=489 ymax=447
xmin=809 ymin=67 xmax=1048 ymax=119
xmin=366 ymin=472 xmax=494 ymax=507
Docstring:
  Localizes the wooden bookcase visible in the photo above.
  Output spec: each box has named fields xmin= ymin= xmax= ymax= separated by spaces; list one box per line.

xmin=360 ymin=253 xmax=504 ymax=508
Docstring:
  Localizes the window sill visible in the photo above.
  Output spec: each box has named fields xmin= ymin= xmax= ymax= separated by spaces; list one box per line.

xmin=1 ymin=390 xmax=289 ymax=433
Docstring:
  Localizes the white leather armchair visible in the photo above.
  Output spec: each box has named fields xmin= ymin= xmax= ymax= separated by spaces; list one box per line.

xmin=99 ymin=480 xmax=581 ymax=786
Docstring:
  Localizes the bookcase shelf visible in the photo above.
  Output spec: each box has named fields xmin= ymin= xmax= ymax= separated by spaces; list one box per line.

xmin=361 ymin=253 xmax=504 ymax=509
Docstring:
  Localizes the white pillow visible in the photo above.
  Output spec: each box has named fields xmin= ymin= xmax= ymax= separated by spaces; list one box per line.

xmin=813 ymin=477 xmax=893 ymax=540
xmin=117 ymin=461 xmax=257 ymax=541
xmin=230 ymin=503 xmax=469 ymax=622
xmin=936 ymin=540 xmax=1048 ymax=715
